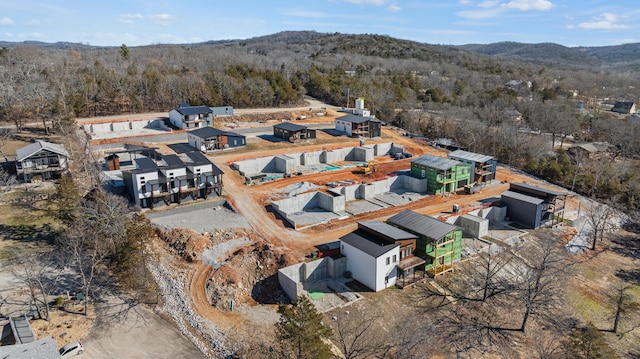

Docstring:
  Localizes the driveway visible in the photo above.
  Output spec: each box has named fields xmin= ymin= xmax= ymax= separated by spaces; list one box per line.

xmin=82 ymin=301 xmax=205 ymax=359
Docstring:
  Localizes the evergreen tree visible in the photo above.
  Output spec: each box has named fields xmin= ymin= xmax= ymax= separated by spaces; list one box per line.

xmin=276 ymin=295 xmax=333 ymax=359
xmin=562 ymin=322 xmax=616 ymax=359
xmin=53 ymin=174 xmax=81 ymax=225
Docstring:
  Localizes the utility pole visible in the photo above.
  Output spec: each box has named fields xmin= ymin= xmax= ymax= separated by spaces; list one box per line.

xmin=346 ymin=88 xmax=350 ymax=108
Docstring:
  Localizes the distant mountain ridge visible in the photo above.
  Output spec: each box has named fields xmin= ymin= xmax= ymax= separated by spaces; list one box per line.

xmin=2 ymin=31 xmax=639 ymax=68
xmin=458 ymin=41 xmax=640 ymax=67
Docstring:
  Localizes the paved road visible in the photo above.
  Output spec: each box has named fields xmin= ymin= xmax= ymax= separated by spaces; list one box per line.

xmin=82 ymin=301 xmax=205 ymax=359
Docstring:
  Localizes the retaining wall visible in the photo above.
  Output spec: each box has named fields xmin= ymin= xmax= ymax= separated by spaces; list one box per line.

xmin=275 ymin=155 xmax=296 ymax=173
xmin=302 ymin=151 xmax=323 ymax=166
xmin=278 ymin=257 xmax=348 ymax=302
xmin=233 ymin=156 xmax=277 ymax=176
xmin=456 ymin=214 xmax=489 ymax=238
xmin=376 ymin=142 xmax=393 ymax=156
xmin=232 ymin=142 xmax=393 ymax=176
xmin=83 ymin=119 xmax=170 ymax=134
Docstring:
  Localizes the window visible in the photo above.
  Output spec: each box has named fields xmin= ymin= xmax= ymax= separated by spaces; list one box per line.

xmin=386 ymin=257 xmax=390 ymax=265
xmin=393 ymin=255 xmax=397 ymax=263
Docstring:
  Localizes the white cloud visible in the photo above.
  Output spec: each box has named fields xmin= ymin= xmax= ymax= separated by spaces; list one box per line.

xmin=478 ymin=0 xmax=500 ymax=8
xmin=457 ymin=7 xmax=504 ymax=19
xmin=118 ymin=13 xmax=175 ymax=26
xmin=501 ymin=0 xmax=554 ymax=11
xmin=0 ymin=17 xmax=15 ymax=26
xmin=577 ymin=13 xmax=629 ymax=30
xmin=386 ymin=4 xmax=401 ymax=12
xmin=24 ymin=20 xmax=41 ymax=26
xmin=118 ymin=14 xmax=143 ymax=24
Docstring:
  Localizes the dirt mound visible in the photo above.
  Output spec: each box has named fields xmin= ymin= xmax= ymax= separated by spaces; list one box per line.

xmin=158 ymin=228 xmax=211 ymax=262
xmin=205 ymin=241 xmax=295 ymax=311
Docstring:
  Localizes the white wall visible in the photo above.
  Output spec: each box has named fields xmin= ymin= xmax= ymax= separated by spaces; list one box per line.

xmin=335 ymin=119 xmax=352 ymax=136
xmin=342 ymin=241 xmax=398 ymax=291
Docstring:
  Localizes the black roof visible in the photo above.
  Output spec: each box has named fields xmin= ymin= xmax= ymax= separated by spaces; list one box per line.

xmin=161 ymin=154 xmax=185 ymax=169
xmin=173 ymin=105 xmax=213 ymax=116
xmin=136 ymin=157 xmax=158 ymax=171
xmin=358 ymin=221 xmax=416 ymax=241
xmin=340 ymin=230 xmax=399 ymax=258
xmin=184 ymin=151 xmax=211 ymax=166
xmin=189 ymin=127 xmax=245 ymax=139
xmin=387 ymin=210 xmax=460 ymax=240
xmin=336 ymin=113 xmax=380 ymax=124
xmin=612 ymin=101 xmax=635 ymax=113
xmin=510 ymin=182 xmax=567 ymax=198
xmin=274 ymin=122 xmax=307 ymax=132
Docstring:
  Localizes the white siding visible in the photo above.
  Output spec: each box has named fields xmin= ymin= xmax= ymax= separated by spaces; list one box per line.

xmin=133 ymin=171 xmax=159 ymax=207
xmin=335 ymin=120 xmax=352 ymax=136
xmin=169 ymin=109 xmax=185 ymax=129
xmin=341 ymin=241 xmax=399 ymax=291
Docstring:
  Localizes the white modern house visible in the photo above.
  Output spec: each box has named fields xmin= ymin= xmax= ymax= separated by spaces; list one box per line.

xmin=340 ymin=222 xmax=402 ymax=291
xmin=169 ymin=103 xmax=214 ymax=129
xmin=122 ymin=152 xmax=223 ymax=209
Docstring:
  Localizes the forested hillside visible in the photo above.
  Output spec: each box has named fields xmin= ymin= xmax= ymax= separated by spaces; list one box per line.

xmin=1 ymin=31 xmax=639 ymax=214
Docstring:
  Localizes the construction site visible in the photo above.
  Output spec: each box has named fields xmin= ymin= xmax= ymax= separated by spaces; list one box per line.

xmin=75 ymin=100 xmax=635 ymax=358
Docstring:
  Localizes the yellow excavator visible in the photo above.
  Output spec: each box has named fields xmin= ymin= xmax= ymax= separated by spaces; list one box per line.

xmin=358 ymin=161 xmax=377 ymax=176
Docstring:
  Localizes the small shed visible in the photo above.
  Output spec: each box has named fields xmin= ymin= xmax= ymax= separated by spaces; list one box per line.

xmin=106 ymin=153 xmax=120 ymax=170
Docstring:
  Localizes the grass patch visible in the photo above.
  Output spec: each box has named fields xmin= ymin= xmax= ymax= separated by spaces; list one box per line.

xmin=583 ymin=267 xmax=600 ymax=281
xmin=567 ymin=290 xmax=611 ymax=325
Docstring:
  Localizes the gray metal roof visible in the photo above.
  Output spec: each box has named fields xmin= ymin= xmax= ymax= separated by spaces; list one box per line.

xmin=161 ymin=154 xmax=185 ymax=169
xmin=184 ymin=151 xmax=210 ymax=166
xmin=274 ymin=122 xmax=307 ymax=132
xmin=510 ymin=182 xmax=567 ymax=197
xmin=336 ymin=114 xmax=380 ymax=124
xmin=136 ymin=157 xmax=158 ymax=171
xmin=9 ymin=315 xmax=34 ymax=344
xmin=173 ymin=105 xmax=213 ymax=116
xmin=387 ymin=210 xmax=460 ymax=240
xmin=16 ymin=140 xmax=68 ymax=162
xmin=501 ymin=190 xmax=544 ymax=205
xmin=411 ymin=154 xmax=463 ymax=171
xmin=189 ymin=127 xmax=245 ymax=139
xmin=340 ymin=230 xmax=399 ymax=258
xmin=358 ymin=221 xmax=416 ymax=241
xmin=448 ymin=150 xmax=494 ymax=163
xmin=0 ymin=337 xmax=60 ymax=359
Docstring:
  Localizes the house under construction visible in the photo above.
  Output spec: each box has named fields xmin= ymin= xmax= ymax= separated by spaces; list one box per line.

xmin=387 ymin=210 xmax=462 ymax=277
xmin=447 ymin=150 xmax=497 ymax=184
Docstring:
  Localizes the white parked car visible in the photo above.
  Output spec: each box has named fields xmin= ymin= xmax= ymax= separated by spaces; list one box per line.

xmin=60 ymin=341 xmax=84 ymax=357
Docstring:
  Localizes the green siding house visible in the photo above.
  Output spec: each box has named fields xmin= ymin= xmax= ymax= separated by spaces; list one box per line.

xmin=387 ymin=210 xmax=462 ymax=276
xmin=410 ymin=154 xmax=471 ymax=194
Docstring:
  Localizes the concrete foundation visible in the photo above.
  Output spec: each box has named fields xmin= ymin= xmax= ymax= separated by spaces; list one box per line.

xmin=278 ymin=257 xmax=347 ymax=302
xmin=455 ymin=214 xmax=489 ymax=238
xmin=271 ymin=175 xmax=427 ymax=229
xmin=232 ymin=143 xmax=393 ymax=177
xmin=83 ymin=119 xmax=170 ymax=135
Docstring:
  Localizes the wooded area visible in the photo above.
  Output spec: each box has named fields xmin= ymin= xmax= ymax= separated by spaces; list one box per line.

xmin=1 ymin=32 xmax=639 ymax=216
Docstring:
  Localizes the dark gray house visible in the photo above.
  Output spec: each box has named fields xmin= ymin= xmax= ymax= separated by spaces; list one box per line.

xmin=187 ymin=127 xmax=246 ymax=152
xmin=273 ymin=122 xmax=316 ymax=142
xmin=500 ymin=183 xmax=568 ymax=228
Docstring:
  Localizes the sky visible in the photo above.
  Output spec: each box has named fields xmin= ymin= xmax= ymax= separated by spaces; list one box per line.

xmin=0 ymin=0 xmax=638 ymax=47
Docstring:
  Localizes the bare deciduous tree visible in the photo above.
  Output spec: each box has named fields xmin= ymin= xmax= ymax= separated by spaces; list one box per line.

xmin=585 ymin=201 xmax=617 ymax=251
xmin=10 ymin=252 xmax=65 ymax=321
